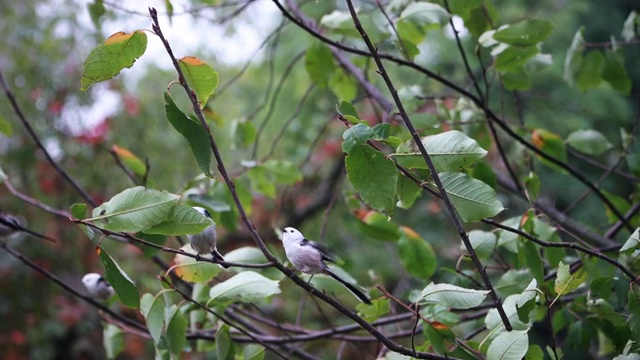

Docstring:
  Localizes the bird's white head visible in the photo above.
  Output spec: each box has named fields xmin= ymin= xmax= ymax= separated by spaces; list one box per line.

xmin=82 ymin=273 xmax=103 ymax=288
xmin=192 ymin=206 xmax=212 ymax=218
xmin=283 ymin=227 xmax=304 ymax=243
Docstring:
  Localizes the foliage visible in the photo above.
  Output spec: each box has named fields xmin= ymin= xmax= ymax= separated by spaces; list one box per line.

xmin=0 ymin=0 xmax=639 ymax=359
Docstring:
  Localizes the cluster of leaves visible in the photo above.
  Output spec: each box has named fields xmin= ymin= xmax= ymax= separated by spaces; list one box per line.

xmin=1 ymin=0 xmax=640 ymax=359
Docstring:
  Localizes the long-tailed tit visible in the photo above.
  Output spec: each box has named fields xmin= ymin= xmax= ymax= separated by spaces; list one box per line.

xmin=282 ymin=227 xmax=371 ymax=304
xmin=82 ymin=273 xmax=115 ymax=300
xmin=0 ymin=213 xmax=22 ymax=237
xmin=188 ymin=207 xmax=227 ymax=267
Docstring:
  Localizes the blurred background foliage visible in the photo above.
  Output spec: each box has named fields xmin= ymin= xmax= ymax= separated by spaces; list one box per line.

xmin=0 ymin=0 xmax=638 ymax=358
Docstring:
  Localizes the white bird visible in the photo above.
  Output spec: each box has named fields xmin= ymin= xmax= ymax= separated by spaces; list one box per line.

xmin=82 ymin=273 xmax=115 ymax=300
xmin=282 ymin=227 xmax=371 ymax=304
xmin=188 ymin=206 xmax=227 ymax=267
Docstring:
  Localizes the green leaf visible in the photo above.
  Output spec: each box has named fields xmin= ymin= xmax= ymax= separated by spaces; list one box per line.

xmin=440 ymin=172 xmax=504 ymax=222
xmin=500 ymin=71 xmax=532 ymax=91
xmin=493 ymin=19 xmax=553 ymax=46
xmin=0 ymin=115 xmax=12 ymax=136
xmin=178 ymin=56 xmax=219 ymax=108
xmin=81 ymin=31 xmax=147 ymax=91
xmin=144 ymin=204 xmax=214 ymax=236
xmin=71 ymin=203 xmax=88 ymax=219
xmin=602 ymin=190 xmax=631 ymax=225
xmin=397 ymin=229 xmax=436 ymax=278
xmin=565 ymin=129 xmax=612 ymax=155
xmin=393 ymin=130 xmax=488 ymax=171
xmin=337 ymin=101 xmax=359 ymax=119
xmin=90 ymin=186 xmax=179 ymax=232
xmin=622 ymin=11 xmax=638 ymax=41
xmin=87 ymin=0 xmax=106 ymax=29
xmin=399 ymin=2 xmax=450 ymax=26
xmin=466 ymin=230 xmax=497 ymax=259
xmin=619 ymin=228 xmax=640 ymax=252
xmin=524 ymin=172 xmax=540 ymax=202
xmin=164 ymin=92 xmax=212 ymax=176
xmin=395 ymin=174 xmax=421 ymax=209
xmin=554 ymin=261 xmax=586 ymax=296
xmin=372 ymin=124 xmax=392 ymax=140
xmin=111 ymin=145 xmax=146 ymax=176
xmin=487 ymin=330 xmax=530 ymax=360
xmin=346 ymin=145 xmax=398 ymax=214
xmin=495 ymin=46 xmax=540 ymax=73
xmin=472 ymin=161 xmax=497 ymax=190
xmin=99 ymin=247 xmax=140 ymax=308
xmin=208 ymin=271 xmax=280 ymax=304
xmin=173 ymin=245 xmax=224 ymax=283
xmin=531 ymin=129 xmax=567 ymax=173
xmin=243 ymin=344 xmax=265 ymax=360
xmin=495 ymin=269 xmax=533 ymax=298
xmin=216 ymin=325 xmax=234 ymax=360
xmin=329 ymin=68 xmax=357 ymax=101
xmin=525 ymin=345 xmax=544 ymax=360
xmin=602 ymin=53 xmax=631 ymax=94
xmin=247 ymin=166 xmax=276 ymax=198
xmin=165 ymin=304 xmax=187 ymax=358
xmin=576 ymin=50 xmax=604 ymax=91
xmin=563 ymin=28 xmax=584 ymax=86
xmin=305 ymin=42 xmax=335 ymax=87
xmin=261 ymin=160 xmax=303 ymax=185
xmin=231 ymin=119 xmax=256 ymax=149
xmin=354 ymin=210 xmax=401 ymax=241
xmin=342 ymin=123 xmax=375 ymax=153
xmin=357 ymin=298 xmax=390 ymax=322
xmin=418 ymin=282 xmax=489 ymax=309
xmin=223 ymin=246 xmax=268 ymax=265
xmin=103 ymin=324 xmax=124 ymax=360
xmin=516 ymin=279 xmax=538 ymax=324
xmin=140 ymin=293 xmax=165 ymax=344
xmin=522 ymin=242 xmax=544 ymax=283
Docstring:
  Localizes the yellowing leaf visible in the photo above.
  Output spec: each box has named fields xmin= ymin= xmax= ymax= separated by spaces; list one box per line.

xmin=81 ymin=31 xmax=147 ymax=91
xmin=178 ymin=56 xmax=219 ymax=108
xmin=111 ymin=145 xmax=146 ymax=176
xmin=173 ymin=245 xmax=224 ymax=283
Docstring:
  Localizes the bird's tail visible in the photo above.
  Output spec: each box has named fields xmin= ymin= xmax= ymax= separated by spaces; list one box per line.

xmin=212 ymin=249 xmax=229 ymax=269
xmin=325 ymin=269 xmax=371 ymax=304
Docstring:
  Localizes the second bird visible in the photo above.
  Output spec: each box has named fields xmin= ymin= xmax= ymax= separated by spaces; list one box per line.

xmin=189 ymin=206 xmax=227 ymax=267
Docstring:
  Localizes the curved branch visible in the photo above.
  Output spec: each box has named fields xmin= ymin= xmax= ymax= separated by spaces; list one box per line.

xmin=0 ymin=70 xmax=97 ymax=207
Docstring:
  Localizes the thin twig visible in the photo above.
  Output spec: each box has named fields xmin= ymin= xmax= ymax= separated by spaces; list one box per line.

xmin=1 ymin=242 xmax=147 ymax=332
xmin=0 ymin=70 xmax=97 ymax=207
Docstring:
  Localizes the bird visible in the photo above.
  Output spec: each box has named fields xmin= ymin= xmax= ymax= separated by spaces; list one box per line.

xmin=282 ymin=227 xmax=371 ymax=304
xmin=82 ymin=273 xmax=115 ymax=300
xmin=188 ymin=206 xmax=228 ymax=267
xmin=0 ymin=213 xmax=22 ymax=237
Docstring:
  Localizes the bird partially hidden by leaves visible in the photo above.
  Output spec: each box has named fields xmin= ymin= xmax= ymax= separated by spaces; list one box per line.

xmin=188 ymin=206 xmax=228 ymax=268
xmin=282 ymin=227 xmax=371 ymax=304
xmin=82 ymin=273 xmax=115 ymax=300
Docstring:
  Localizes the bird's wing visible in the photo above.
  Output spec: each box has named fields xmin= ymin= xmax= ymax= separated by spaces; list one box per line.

xmin=301 ymin=238 xmax=335 ymax=263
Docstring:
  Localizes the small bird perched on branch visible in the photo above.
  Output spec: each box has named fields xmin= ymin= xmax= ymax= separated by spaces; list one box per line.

xmin=282 ymin=227 xmax=371 ymax=304
xmin=82 ymin=273 xmax=115 ymax=300
xmin=188 ymin=206 xmax=228 ymax=267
